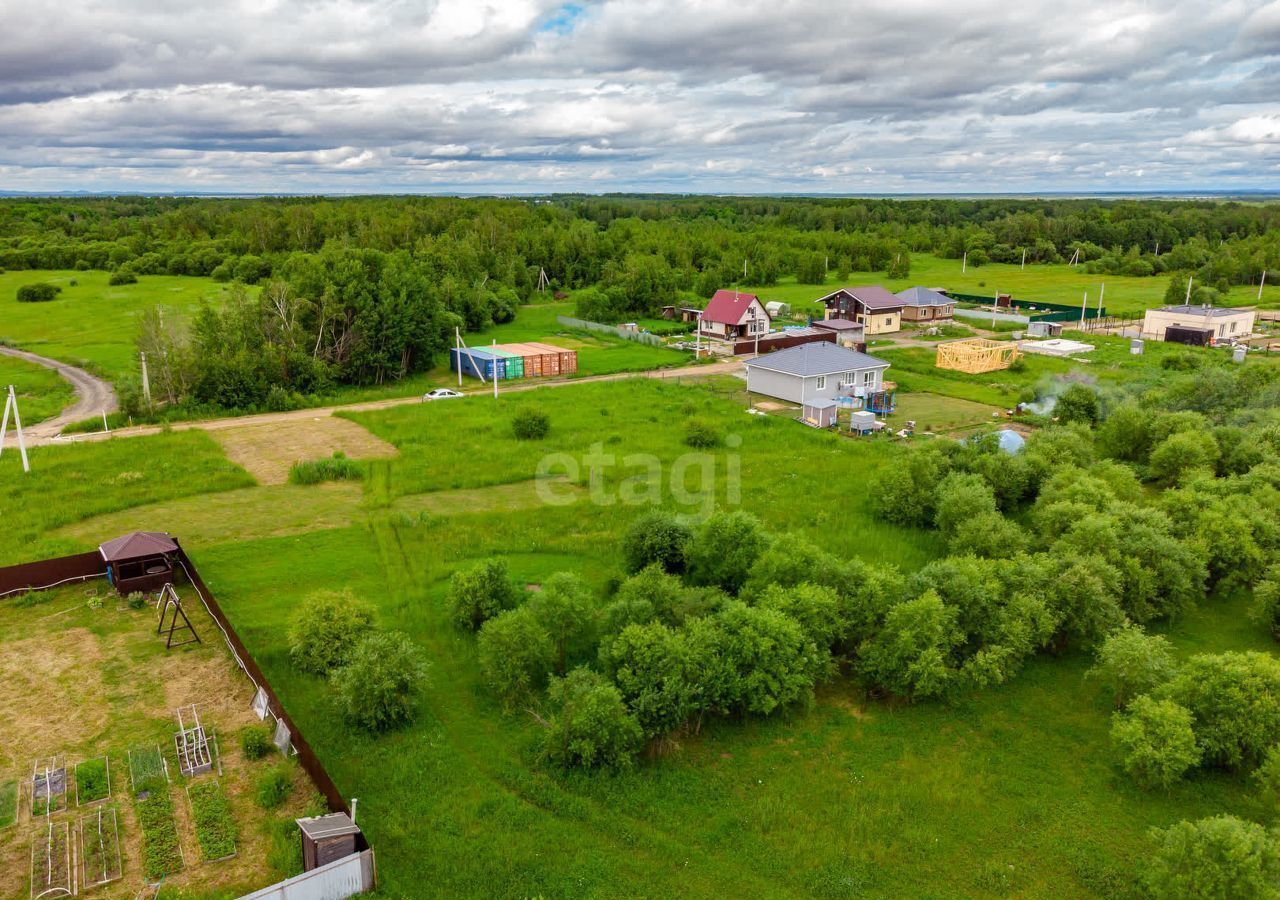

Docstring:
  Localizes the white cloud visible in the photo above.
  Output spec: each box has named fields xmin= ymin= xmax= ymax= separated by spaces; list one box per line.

xmin=0 ymin=0 xmax=1275 ymax=191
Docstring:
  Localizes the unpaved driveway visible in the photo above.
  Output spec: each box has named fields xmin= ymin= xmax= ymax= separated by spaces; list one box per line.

xmin=0 ymin=346 xmax=117 ymax=441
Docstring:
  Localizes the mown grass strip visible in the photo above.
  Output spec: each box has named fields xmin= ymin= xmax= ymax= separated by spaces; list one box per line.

xmin=188 ymin=780 xmax=238 ymax=861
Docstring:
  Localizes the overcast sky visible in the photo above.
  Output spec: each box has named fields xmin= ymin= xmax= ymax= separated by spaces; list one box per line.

xmin=1 ymin=0 xmax=1278 ymax=194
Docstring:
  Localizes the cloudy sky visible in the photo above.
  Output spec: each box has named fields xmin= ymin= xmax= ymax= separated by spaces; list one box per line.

xmin=1 ymin=0 xmax=1278 ymax=193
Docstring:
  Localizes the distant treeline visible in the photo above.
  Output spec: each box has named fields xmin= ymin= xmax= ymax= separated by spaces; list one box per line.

xmin=2 ymin=196 xmax=1277 ymax=411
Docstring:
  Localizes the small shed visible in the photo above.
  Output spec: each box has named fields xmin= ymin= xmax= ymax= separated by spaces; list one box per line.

xmin=99 ymin=532 xmax=178 ymax=596
xmin=802 ymin=397 xmax=839 ymax=428
xmin=298 ymin=812 xmax=363 ymax=872
xmin=1026 ymin=321 xmax=1064 ymax=338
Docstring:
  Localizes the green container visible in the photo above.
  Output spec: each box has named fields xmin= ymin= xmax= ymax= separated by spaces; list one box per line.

xmin=486 ymin=347 xmax=524 ymax=379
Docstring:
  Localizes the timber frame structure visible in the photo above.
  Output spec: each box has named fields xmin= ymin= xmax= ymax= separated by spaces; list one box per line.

xmin=935 ymin=338 xmax=1021 ymax=374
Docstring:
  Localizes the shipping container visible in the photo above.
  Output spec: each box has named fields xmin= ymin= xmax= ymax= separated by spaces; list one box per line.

xmin=525 ymin=342 xmax=578 ymax=375
xmin=486 ymin=346 xmax=525 ymax=378
xmin=449 ymin=347 xmax=507 ymax=380
xmin=502 ymin=342 xmax=560 ymax=376
xmin=493 ymin=343 xmax=544 ymax=377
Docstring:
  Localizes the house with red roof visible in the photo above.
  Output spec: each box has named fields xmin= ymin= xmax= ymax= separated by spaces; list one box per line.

xmin=697 ymin=289 xmax=771 ymax=341
xmin=815 ymin=286 xmax=904 ymax=335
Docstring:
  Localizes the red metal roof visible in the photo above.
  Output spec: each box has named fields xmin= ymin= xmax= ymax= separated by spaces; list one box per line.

xmin=701 ymin=289 xmax=762 ymax=325
xmin=99 ymin=531 xmax=178 ymax=562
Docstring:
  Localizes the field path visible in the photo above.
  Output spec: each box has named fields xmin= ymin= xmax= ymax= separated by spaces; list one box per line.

xmin=41 ymin=357 xmax=744 ymax=447
xmin=0 ymin=345 xmax=117 ymax=440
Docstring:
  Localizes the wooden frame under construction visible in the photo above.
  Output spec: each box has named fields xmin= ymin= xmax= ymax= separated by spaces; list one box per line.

xmin=935 ymin=338 xmax=1021 ymax=374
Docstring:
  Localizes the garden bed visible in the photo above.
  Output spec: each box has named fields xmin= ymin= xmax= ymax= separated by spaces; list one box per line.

xmin=75 ymin=756 xmax=110 ymax=806
xmin=135 ymin=788 xmax=183 ymax=882
xmin=187 ymin=780 xmax=238 ymax=861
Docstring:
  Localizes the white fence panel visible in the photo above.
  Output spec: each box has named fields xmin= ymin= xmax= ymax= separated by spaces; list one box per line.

xmin=239 ymin=850 xmax=373 ymax=900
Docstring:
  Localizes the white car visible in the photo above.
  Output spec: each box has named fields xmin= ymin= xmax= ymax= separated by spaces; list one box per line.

xmin=422 ymin=388 xmax=464 ymax=402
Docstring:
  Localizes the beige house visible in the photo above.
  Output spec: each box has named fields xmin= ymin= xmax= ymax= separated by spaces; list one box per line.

xmin=1141 ymin=305 xmax=1256 ymax=343
xmin=815 ymin=286 xmax=903 ymax=335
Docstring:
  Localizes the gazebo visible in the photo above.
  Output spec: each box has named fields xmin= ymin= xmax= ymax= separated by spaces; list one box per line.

xmin=99 ymin=532 xmax=179 ymax=595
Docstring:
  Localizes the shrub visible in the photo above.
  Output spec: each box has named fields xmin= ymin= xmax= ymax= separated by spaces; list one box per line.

xmin=512 ymin=407 xmax=551 ymax=440
xmin=1161 ymin=651 xmax=1280 ymax=770
xmin=622 ymin=510 xmax=692 ymax=575
xmin=932 ymin=472 xmax=999 ymax=537
xmin=540 ymin=668 xmax=643 ymax=769
xmin=1144 ymin=816 xmax=1280 ymax=899
xmin=527 ymin=572 xmax=597 ymax=675
xmin=708 ymin=601 xmax=828 ymax=715
xmin=477 ymin=606 xmax=555 ymax=709
xmin=16 ymin=282 xmax=61 ymax=302
xmin=1054 ymin=384 xmax=1100 ymax=426
xmin=1090 ymin=624 xmax=1178 ymax=707
xmin=683 ymin=418 xmax=721 ymax=448
xmin=1149 ymin=431 xmax=1220 ymax=484
xmin=1111 ymin=696 xmax=1200 ymax=789
xmin=287 ymin=452 xmax=364 ymax=485
xmin=1249 ymin=564 xmax=1280 ymax=641
xmin=241 ymin=724 xmax=273 ymax=760
xmin=858 ymin=590 xmax=962 ymax=701
xmin=108 ymin=269 xmax=138 ymax=286
xmin=756 ymin=582 xmax=845 ymax=649
xmin=448 ymin=558 xmax=521 ymax=630
xmin=686 ymin=510 xmax=771 ymax=594
xmin=1254 ymin=745 xmax=1280 ymax=806
xmin=331 ymin=631 xmax=429 ymax=733
xmin=287 ymin=591 xmax=376 ymax=675
xmin=256 ymin=766 xmax=293 ymax=809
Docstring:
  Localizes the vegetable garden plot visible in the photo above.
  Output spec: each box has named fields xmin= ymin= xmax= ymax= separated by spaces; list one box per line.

xmin=174 ymin=704 xmax=216 ymax=776
xmin=30 ymin=758 xmax=66 ymax=817
xmin=78 ymin=807 xmax=122 ymax=887
xmin=0 ymin=780 xmax=16 ymax=829
xmin=127 ymin=745 xmax=169 ymax=795
xmin=186 ymin=780 xmax=238 ymax=862
xmin=135 ymin=788 xmax=183 ymax=882
xmin=74 ymin=757 xmax=110 ymax=806
xmin=29 ymin=820 xmax=71 ymax=899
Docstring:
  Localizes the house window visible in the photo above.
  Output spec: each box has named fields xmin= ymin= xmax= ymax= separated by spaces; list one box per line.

xmin=884 ymin=317 xmax=892 ymax=326
xmin=816 ymin=375 xmax=827 ymax=390
xmin=1230 ymin=321 xmax=1238 ymax=333
xmin=863 ymin=371 xmax=876 ymax=387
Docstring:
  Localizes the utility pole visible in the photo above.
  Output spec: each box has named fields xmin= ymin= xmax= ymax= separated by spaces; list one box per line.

xmin=1021 ymin=248 xmax=1026 ymax=270
xmin=1079 ymin=291 xmax=1088 ymax=330
xmin=1097 ymin=283 xmax=1105 ymax=324
xmin=962 ymin=251 xmax=968 ymax=274
xmin=1185 ymin=275 xmax=1194 ymax=304
xmin=1261 ymin=270 xmax=1268 ymax=302
xmin=742 ymin=259 xmax=748 ymax=281
xmin=455 ymin=328 xmax=463 ymax=387
xmin=695 ymin=312 xmax=703 ymax=359
xmin=0 ymin=385 xmax=30 ymax=473
xmin=140 ymin=351 xmax=152 ymax=409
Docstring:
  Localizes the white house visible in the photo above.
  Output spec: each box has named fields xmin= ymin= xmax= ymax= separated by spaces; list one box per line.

xmin=698 ymin=290 xmax=771 ymax=341
xmin=743 ymin=342 xmax=891 ymax=405
xmin=1141 ymin=304 xmax=1256 ymax=343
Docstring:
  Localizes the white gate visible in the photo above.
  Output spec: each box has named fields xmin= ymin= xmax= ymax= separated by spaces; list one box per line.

xmin=238 ymin=849 xmax=375 ymax=900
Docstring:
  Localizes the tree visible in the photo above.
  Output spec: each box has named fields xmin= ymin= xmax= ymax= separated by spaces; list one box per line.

xmin=1054 ymin=384 xmax=1100 ymax=426
xmin=1253 ymin=745 xmax=1280 ymax=807
xmin=448 ymin=559 xmax=522 ymax=631
xmin=710 ymin=601 xmax=827 ymax=716
xmin=1098 ymin=401 xmax=1156 ymax=462
xmin=1046 ymin=555 xmax=1127 ymax=649
xmin=795 ymin=252 xmax=826 ymax=285
xmin=622 ymin=510 xmax=692 ymax=575
xmin=1144 ymin=816 xmax=1280 ymax=900
xmin=1250 ymin=565 xmax=1280 ymax=641
xmin=527 ymin=572 xmax=596 ymax=675
xmin=742 ymin=533 xmax=850 ymax=599
xmin=858 ymin=591 xmax=963 ymax=701
xmin=540 ymin=668 xmax=643 ymax=770
xmin=479 ymin=605 xmax=555 ymax=707
xmin=601 ymin=620 xmax=699 ymax=737
xmin=949 ymin=511 xmax=1026 ymax=559
xmin=870 ymin=446 xmax=951 ymax=527
xmin=1149 ymin=431 xmax=1220 ymax=484
xmin=686 ymin=511 xmax=772 ymax=595
xmin=755 ymin=583 xmax=845 ymax=649
xmin=287 ymin=591 xmax=376 ymax=675
xmin=1090 ymin=624 xmax=1178 ymax=707
xmin=1111 ymin=696 xmax=1200 ymax=789
xmin=330 ymin=631 xmax=429 ymax=733
xmin=512 ymin=407 xmax=550 ymax=440
xmin=932 ymin=472 xmax=998 ymax=538
xmin=1162 ymin=652 xmax=1280 ymax=770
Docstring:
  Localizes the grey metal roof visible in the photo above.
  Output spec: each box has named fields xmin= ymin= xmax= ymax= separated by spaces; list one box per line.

xmin=1157 ymin=304 xmax=1250 ymax=318
xmin=745 ymin=341 xmax=890 ymax=377
xmin=897 ymin=287 xmax=955 ymax=307
xmin=297 ymin=813 xmax=360 ymax=840
xmin=805 ymin=397 xmax=840 ymax=409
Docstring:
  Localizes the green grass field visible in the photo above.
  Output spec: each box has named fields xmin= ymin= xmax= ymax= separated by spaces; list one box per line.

xmin=3 ymin=353 xmax=1278 ymax=897
xmin=742 ymin=252 xmax=1280 ymax=318
xmin=0 ymin=353 xmax=73 ymax=424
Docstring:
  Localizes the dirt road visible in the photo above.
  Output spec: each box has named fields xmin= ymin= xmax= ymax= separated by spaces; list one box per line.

xmin=38 ymin=357 xmax=745 ymax=446
xmin=0 ymin=346 xmax=118 ymax=441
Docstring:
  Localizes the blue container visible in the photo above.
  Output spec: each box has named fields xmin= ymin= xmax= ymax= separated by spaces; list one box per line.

xmin=449 ymin=347 xmax=507 ymax=380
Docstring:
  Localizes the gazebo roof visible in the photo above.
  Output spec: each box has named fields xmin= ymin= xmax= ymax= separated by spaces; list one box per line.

xmin=99 ymin=531 xmax=178 ymax=562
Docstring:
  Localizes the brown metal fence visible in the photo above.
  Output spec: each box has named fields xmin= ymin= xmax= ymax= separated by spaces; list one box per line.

xmin=732 ymin=331 xmax=836 ymax=356
xmin=0 ymin=548 xmax=352 ymax=818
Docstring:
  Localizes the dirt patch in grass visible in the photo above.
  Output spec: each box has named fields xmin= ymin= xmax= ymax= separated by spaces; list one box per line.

xmin=212 ymin=416 xmax=397 ymax=485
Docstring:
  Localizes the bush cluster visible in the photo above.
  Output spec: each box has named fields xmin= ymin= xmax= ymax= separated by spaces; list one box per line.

xmin=16 ymin=282 xmax=60 ymax=302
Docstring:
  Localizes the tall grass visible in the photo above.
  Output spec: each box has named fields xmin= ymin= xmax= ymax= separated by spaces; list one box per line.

xmin=287 ymin=452 xmax=365 ymax=485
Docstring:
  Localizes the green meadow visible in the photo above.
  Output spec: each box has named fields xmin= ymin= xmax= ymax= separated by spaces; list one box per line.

xmin=0 ymin=353 xmax=73 ymax=424
xmin=1 ymin=372 xmax=1274 ymax=897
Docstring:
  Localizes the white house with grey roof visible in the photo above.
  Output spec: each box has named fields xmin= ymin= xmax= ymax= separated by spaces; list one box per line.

xmin=1141 ymin=304 xmax=1256 ymax=343
xmin=743 ymin=342 xmax=891 ymax=405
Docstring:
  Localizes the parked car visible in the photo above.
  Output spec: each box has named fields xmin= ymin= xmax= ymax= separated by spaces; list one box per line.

xmin=422 ymin=388 xmax=463 ymax=402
